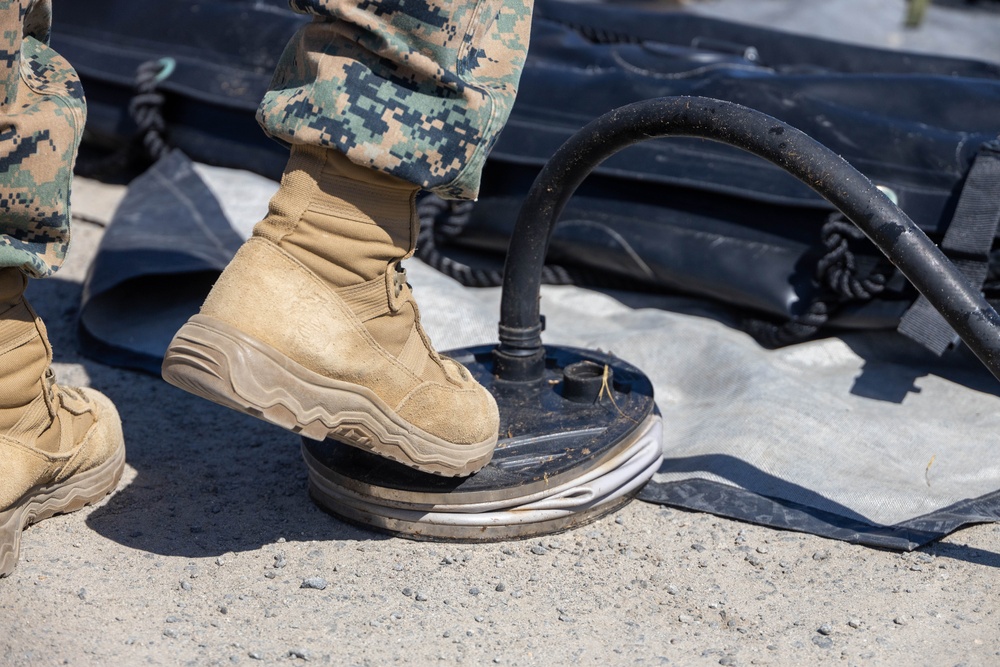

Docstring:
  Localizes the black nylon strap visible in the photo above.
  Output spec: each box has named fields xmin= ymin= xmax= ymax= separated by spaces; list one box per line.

xmin=898 ymin=140 xmax=1000 ymax=355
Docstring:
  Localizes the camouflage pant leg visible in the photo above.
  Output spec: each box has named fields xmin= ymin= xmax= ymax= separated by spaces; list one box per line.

xmin=0 ymin=0 xmax=86 ymax=278
xmin=257 ymin=0 xmax=534 ymax=200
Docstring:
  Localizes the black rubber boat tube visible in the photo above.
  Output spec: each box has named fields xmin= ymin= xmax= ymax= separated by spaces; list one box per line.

xmin=494 ymin=96 xmax=1000 ymax=382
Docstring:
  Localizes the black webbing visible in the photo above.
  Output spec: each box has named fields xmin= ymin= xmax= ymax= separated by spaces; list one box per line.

xmin=898 ymin=139 xmax=1000 ymax=355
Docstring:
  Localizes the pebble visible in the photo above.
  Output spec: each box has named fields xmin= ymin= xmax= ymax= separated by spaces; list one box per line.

xmin=469 ymin=587 xmax=480 ymax=596
xmin=165 ymin=615 xmax=181 ymax=623
xmin=818 ymin=624 xmax=833 ymax=636
xmin=273 ymin=554 xmax=287 ymax=569
xmin=300 ymin=577 xmax=328 ymax=590
xmin=812 ymin=550 xmax=831 ymax=561
xmin=495 ymin=583 xmax=506 ymax=592
xmin=811 ymin=635 xmax=833 ymax=649
xmin=530 ymin=545 xmax=548 ymax=556
xmin=77 ymin=588 xmax=87 ymax=600
xmin=248 ymin=652 xmax=263 ymax=660
xmin=163 ymin=628 xmax=178 ymax=639
xmin=415 ymin=592 xmax=428 ymax=602
xmin=848 ymin=619 xmax=862 ymax=629
xmin=179 ymin=581 xmax=192 ymax=591
xmin=893 ymin=616 xmax=908 ymax=626
xmin=402 ymin=587 xmax=414 ymax=597
xmin=288 ymin=648 xmax=311 ymax=660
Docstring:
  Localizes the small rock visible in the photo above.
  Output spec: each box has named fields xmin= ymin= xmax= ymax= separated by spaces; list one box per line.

xmin=475 ymin=615 xmax=485 ymax=623
xmin=495 ymin=583 xmax=506 ymax=592
xmin=691 ymin=543 xmax=706 ymax=552
xmin=289 ymin=648 xmax=311 ymax=661
xmin=756 ymin=546 xmax=769 ymax=554
xmin=719 ymin=657 xmax=736 ymax=666
xmin=263 ymin=571 xmax=276 ymax=580
xmin=530 ymin=545 xmax=548 ymax=556
xmin=415 ymin=592 xmax=428 ymax=602
xmin=163 ymin=628 xmax=178 ymax=639
xmin=848 ymin=619 xmax=862 ymax=629
xmin=615 ymin=516 xmax=624 ymax=525
xmin=179 ymin=581 xmax=192 ymax=591
xmin=77 ymin=588 xmax=87 ymax=600
xmin=218 ymin=606 xmax=228 ymax=615
xmin=402 ymin=587 xmax=414 ymax=597
xmin=893 ymin=616 xmax=908 ymax=626
xmin=248 ymin=651 xmax=263 ymax=660
xmin=678 ymin=615 xmax=695 ymax=624
xmin=818 ymin=624 xmax=833 ymax=636
xmin=469 ymin=587 xmax=480 ymax=596
xmin=666 ymin=585 xmax=679 ymax=595
xmin=300 ymin=577 xmax=328 ymax=590
xmin=273 ymin=554 xmax=287 ymax=569
xmin=812 ymin=550 xmax=830 ymax=561
xmin=166 ymin=615 xmax=182 ymax=623
xmin=811 ymin=635 xmax=833 ymax=649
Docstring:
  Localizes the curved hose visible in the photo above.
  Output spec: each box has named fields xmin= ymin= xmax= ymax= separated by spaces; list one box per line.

xmin=494 ymin=96 xmax=1000 ymax=382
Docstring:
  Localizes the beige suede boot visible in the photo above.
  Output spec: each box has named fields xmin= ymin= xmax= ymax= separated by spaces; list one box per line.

xmin=0 ymin=269 xmax=126 ymax=578
xmin=162 ymin=146 xmax=498 ymax=477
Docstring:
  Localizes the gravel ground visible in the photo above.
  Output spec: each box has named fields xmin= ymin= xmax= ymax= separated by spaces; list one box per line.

xmin=3 ymin=2 xmax=1000 ymax=665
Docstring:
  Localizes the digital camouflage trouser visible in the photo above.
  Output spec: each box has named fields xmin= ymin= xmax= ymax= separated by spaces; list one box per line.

xmin=0 ymin=0 xmax=85 ymax=277
xmin=0 ymin=0 xmax=533 ymax=276
xmin=257 ymin=0 xmax=535 ymax=200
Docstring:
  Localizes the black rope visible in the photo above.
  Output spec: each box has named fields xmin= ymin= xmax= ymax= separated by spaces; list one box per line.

xmin=75 ymin=58 xmax=173 ymax=179
xmin=129 ymin=59 xmax=172 ymax=163
xmin=414 ymin=195 xmax=643 ymax=291
xmin=816 ymin=214 xmax=889 ymax=299
xmin=743 ymin=300 xmax=831 ymax=349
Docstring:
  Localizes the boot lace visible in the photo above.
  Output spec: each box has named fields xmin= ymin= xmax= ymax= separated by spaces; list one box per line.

xmin=392 ymin=264 xmax=408 ymax=298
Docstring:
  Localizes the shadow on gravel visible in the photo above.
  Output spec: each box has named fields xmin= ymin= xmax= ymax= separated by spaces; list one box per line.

xmin=28 ymin=276 xmax=388 ymax=558
xmin=924 ymin=540 xmax=1000 ymax=569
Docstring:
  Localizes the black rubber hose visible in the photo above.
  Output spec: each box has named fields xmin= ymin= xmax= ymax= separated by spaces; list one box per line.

xmin=494 ymin=96 xmax=1000 ymax=382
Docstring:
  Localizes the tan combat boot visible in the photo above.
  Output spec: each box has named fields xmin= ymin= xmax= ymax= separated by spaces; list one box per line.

xmin=162 ymin=146 xmax=498 ymax=477
xmin=0 ymin=269 xmax=126 ymax=577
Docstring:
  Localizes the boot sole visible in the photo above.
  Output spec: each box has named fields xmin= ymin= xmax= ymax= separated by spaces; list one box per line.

xmin=161 ymin=315 xmax=495 ymax=477
xmin=0 ymin=442 xmax=126 ymax=578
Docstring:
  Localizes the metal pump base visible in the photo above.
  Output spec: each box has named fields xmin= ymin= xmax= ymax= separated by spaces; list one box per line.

xmin=302 ymin=344 xmax=663 ymax=542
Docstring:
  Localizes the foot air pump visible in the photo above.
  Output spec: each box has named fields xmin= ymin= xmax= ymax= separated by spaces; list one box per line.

xmin=301 ymin=96 xmax=1000 ymax=541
